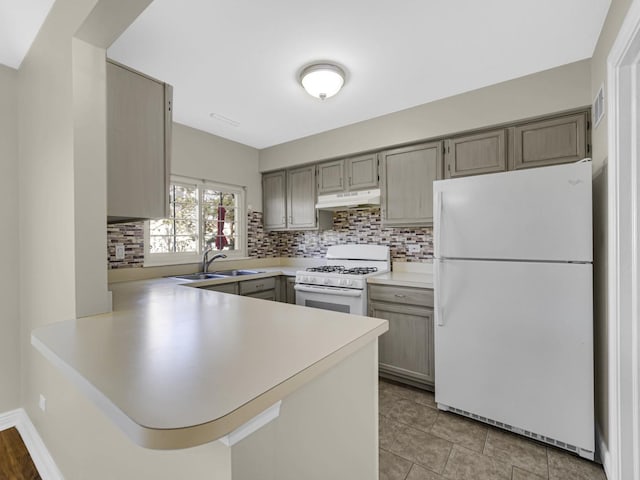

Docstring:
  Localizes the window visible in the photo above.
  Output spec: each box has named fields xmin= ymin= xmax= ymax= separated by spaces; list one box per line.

xmin=145 ymin=177 xmax=246 ymax=266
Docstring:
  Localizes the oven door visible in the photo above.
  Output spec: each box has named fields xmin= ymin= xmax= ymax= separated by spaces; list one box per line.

xmin=294 ymin=284 xmax=366 ymax=315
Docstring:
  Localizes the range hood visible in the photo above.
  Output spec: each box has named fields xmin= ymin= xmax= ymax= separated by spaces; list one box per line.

xmin=315 ymin=189 xmax=381 ymax=211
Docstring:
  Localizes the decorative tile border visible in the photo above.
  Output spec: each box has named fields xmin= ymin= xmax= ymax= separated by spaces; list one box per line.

xmin=108 ymin=208 xmax=434 ymax=269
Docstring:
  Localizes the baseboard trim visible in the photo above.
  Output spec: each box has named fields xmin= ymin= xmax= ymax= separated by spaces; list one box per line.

xmin=596 ymin=423 xmax=613 ymax=480
xmin=0 ymin=408 xmax=63 ymax=480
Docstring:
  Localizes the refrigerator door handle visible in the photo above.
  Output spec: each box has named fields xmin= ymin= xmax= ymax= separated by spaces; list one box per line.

xmin=435 ymin=258 xmax=445 ymax=326
xmin=436 ymin=192 xmax=444 ymax=258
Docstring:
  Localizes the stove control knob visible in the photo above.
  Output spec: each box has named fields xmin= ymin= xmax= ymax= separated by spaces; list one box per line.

xmin=346 ymin=280 xmax=353 ymax=286
xmin=324 ymin=278 xmax=331 ymax=285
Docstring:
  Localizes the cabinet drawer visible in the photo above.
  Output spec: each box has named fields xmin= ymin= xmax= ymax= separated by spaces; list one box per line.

xmin=200 ymin=283 xmax=238 ymax=294
xmin=368 ymin=284 xmax=433 ymax=307
xmin=244 ymin=289 xmax=276 ymax=301
xmin=239 ymin=277 xmax=277 ymax=295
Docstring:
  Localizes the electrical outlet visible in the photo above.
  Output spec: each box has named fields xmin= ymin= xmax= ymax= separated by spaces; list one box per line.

xmin=39 ymin=394 xmax=46 ymax=412
xmin=115 ymin=244 xmax=125 ymax=260
xmin=406 ymin=244 xmax=421 ymax=254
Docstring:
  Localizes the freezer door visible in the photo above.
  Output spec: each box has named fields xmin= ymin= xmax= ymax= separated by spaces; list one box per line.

xmin=433 ymin=162 xmax=592 ymax=262
xmin=434 ymin=259 xmax=594 ymax=452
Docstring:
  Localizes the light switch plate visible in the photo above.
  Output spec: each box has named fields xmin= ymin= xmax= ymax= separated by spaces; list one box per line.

xmin=115 ymin=244 xmax=125 ymax=260
xmin=406 ymin=244 xmax=421 ymax=253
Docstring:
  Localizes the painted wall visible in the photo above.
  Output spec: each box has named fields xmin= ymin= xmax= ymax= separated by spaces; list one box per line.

xmin=172 ymin=123 xmax=261 ymax=210
xmin=588 ymin=0 xmax=633 ymax=472
xmin=17 ymin=1 xmax=231 ymax=478
xmin=0 ymin=64 xmax=20 ymax=412
xmin=259 ymin=60 xmax=592 ymax=171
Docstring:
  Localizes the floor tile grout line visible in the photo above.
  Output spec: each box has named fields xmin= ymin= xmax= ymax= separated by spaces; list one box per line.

xmin=440 ymin=439 xmax=455 ymax=477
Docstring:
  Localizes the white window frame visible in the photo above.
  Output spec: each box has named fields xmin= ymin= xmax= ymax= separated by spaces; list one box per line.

xmin=144 ymin=175 xmax=247 ymax=267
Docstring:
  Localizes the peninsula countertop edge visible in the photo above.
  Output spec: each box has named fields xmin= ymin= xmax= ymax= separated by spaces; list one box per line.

xmin=31 ymin=277 xmax=388 ymax=450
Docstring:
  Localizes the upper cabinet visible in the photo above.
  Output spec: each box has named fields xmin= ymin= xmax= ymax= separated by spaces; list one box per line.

xmin=263 ymin=166 xmax=331 ymax=231
xmin=262 ymin=170 xmax=287 ymax=230
xmin=346 ymin=154 xmax=378 ymax=190
xmin=287 ymin=166 xmax=317 ymax=229
xmin=445 ymin=128 xmax=507 ymax=179
xmin=509 ymin=112 xmax=589 ymax=170
xmin=317 ymin=160 xmax=345 ymax=194
xmin=107 ymin=61 xmax=173 ymax=223
xmin=379 ymin=141 xmax=443 ymax=226
xmin=317 ymin=153 xmax=378 ymax=195
xmin=262 ymin=108 xmax=589 ymax=230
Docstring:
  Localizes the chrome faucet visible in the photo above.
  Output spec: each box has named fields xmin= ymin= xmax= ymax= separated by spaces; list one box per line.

xmin=202 ymin=247 xmax=227 ymax=273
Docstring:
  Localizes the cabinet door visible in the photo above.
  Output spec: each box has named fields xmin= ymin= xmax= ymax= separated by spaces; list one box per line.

xmin=510 ymin=112 xmax=588 ymax=170
xmin=445 ymin=129 xmax=507 ymax=178
xmin=287 ymin=166 xmax=317 ymax=229
xmin=317 ymin=160 xmax=345 ymax=194
xmin=380 ymin=141 xmax=443 ymax=226
xmin=346 ymin=154 xmax=378 ymax=190
xmin=244 ymin=289 xmax=276 ymax=301
xmin=239 ymin=277 xmax=277 ymax=295
xmin=107 ymin=61 xmax=171 ymax=222
xmin=200 ymin=283 xmax=238 ymax=294
xmin=262 ymin=171 xmax=287 ymax=230
xmin=370 ymin=301 xmax=434 ymax=385
xmin=286 ymin=277 xmax=296 ymax=304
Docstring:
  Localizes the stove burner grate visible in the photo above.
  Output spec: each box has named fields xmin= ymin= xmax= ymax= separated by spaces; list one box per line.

xmin=306 ymin=265 xmax=345 ymax=273
xmin=305 ymin=266 xmax=379 ymax=275
xmin=341 ymin=267 xmax=378 ymax=275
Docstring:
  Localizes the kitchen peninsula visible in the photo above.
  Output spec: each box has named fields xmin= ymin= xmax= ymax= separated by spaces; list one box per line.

xmin=31 ymin=277 xmax=387 ymax=479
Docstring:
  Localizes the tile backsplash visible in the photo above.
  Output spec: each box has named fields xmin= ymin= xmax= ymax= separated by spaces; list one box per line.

xmin=107 ymin=222 xmax=144 ymax=268
xmin=107 ymin=207 xmax=433 ymax=269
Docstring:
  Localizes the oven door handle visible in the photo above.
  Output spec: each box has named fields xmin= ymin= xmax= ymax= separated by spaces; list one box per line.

xmin=293 ymin=285 xmax=364 ymax=297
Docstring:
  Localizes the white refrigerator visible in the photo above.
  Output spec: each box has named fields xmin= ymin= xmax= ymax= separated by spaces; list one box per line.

xmin=433 ymin=161 xmax=594 ymax=460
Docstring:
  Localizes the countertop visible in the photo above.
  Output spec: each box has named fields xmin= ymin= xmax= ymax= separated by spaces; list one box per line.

xmin=367 ymin=261 xmax=434 ymax=289
xmin=367 ymin=271 xmax=434 ymax=289
xmin=31 ymin=276 xmax=387 ymax=449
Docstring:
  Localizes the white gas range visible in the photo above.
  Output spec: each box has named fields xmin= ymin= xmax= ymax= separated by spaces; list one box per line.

xmin=294 ymin=245 xmax=390 ymax=316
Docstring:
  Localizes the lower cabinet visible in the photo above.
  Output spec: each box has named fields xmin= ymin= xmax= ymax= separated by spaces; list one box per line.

xmin=368 ymin=284 xmax=434 ymax=388
xmin=244 ymin=289 xmax=277 ymax=301
xmin=199 ymin=276 xmax=278 ymax=301
xmin=285 ymin=276 xmax=296 ymax=304
xmin=239 ymin=277 xmax=277 ymax=300
xmin=200 ymin=282 xmax=238 ymax=294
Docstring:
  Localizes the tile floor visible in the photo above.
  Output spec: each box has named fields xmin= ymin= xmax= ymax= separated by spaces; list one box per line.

xmin=379 ymin=379 xmax=607 ymax=480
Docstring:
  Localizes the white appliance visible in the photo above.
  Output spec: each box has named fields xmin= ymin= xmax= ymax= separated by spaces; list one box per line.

xmin=433 ymin=160 xmax=594 ymax=460
xmin=294 ymin=244 xmax=390 ymax=315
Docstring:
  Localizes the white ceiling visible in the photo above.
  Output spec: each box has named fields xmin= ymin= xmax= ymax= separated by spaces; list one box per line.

xmin=0 ymin=1 xmax=612 ymax=147
xmin=0 ymin=0 xmax=55 ymax=69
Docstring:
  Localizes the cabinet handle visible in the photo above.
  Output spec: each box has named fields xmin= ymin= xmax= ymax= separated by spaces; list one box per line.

xmin=339 ymin=178 xmax=342 ymax=187
xmin=256 ymin=284 xmax=264 ymax=289
xmin=394 ymin=294 xmax=406 ymax=298
xmin=348 ymin=176 xmax=352 ymax=186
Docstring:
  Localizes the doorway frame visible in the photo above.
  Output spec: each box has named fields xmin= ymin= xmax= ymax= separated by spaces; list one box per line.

xmin=607 ymin=1 xmax=640 ymax=479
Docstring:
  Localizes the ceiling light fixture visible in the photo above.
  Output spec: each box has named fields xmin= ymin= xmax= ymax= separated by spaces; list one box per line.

xmin=299 ymin=63 xmax=345 ymax=100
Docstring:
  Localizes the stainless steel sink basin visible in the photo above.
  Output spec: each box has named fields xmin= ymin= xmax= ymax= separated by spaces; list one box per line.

xmin=172 ymin=273 xmax=229 ymax=281
xmin=210 ymin=269 xmax=264 ymax=276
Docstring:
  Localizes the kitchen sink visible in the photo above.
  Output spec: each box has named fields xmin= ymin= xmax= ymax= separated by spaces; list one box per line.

xmin=172 ymin=273 xmax=229 ymax=281
xmin=210 ymin=269 xmax=264 ymax=276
